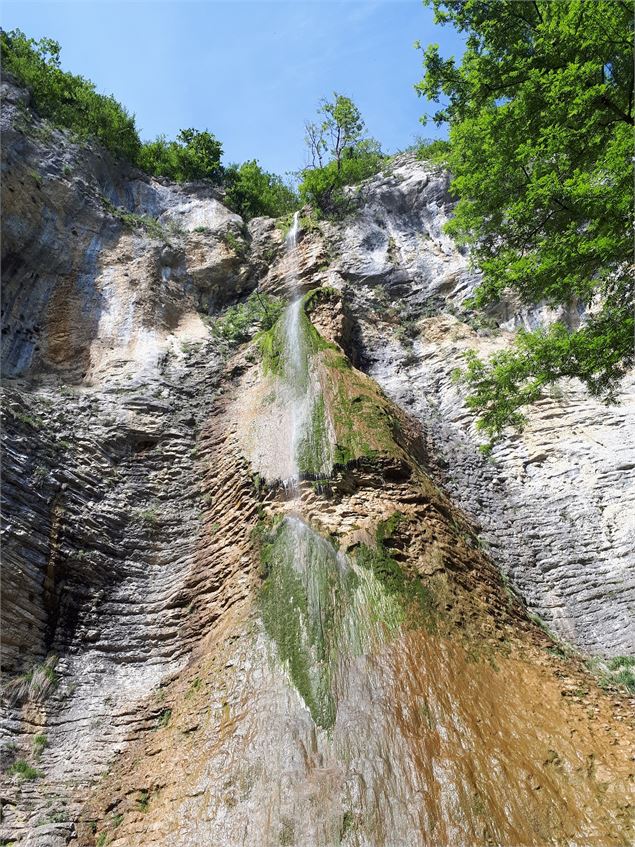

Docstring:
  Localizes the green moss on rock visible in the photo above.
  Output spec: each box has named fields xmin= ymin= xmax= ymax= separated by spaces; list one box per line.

xmin=259 ymin=518 xmax=348 ymax=728
xmin=322 ymin=348 xmax=402 ymax=466
xmin=258 ymin=516 xmax=409 ymax=729
xmin=296 ymin=394 xmax=332 ymax=477
xmin=356 ymin=513 xmax=436 ymax=629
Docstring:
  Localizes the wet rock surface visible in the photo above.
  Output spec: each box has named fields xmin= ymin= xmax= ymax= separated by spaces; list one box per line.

xmin=78 ymin=347 xmax=635 ymax=847
xmin=2 ymin=86 xmax=633 ymax=847
xmin=325 ymin=156 xmax=634 ymax=657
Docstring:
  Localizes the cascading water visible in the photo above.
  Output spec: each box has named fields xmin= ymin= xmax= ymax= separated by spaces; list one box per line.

xmin=261 ymin=214 xmax=358 ymax=725
xmin=257 ymin=214 xmax=407 ymax=736
xmin=277 ymin=212 xmax=332 ymax=488
xmin=285 ymin=208 xmax=300 ymax=251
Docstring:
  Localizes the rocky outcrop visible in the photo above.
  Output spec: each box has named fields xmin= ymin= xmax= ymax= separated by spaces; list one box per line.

xmin=1 ymin=76 xmax=251 ymax=386
xmin=2 ymin=82 xmax=633 ymax=847
xmin=295 ymin=156 xmax=634 ymax=657
xmin=1 ymin=78 xmax=255 ymax=844
xmin=76 ymin=303 xmax=635 ymax=847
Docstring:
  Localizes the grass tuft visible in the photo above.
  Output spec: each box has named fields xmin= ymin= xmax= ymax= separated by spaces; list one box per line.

xmin=9 ymin=760 xmax=42 ymax=781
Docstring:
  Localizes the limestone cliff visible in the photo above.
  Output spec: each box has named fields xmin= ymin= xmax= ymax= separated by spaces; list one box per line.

xmin=1 ymin=78 xmax=633 ymax=847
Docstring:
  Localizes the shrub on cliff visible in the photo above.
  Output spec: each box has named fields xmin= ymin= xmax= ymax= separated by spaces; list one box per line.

xmin=1 ymin=30 xmax=224 ymax=184
xmin=417 ymin=0 xmax=634 ymax=443
xmin=299 ymin=140 xmax=385 ymax=217
xmin=1 ymin=29 xmax=141 ymax=162
xmin=224 ymin=160 xmax=298 ymax=220
xmin=299 ymin=94 xmax=386 ymax=217
xmin=137 ymin=129 xmax=224 ymax=183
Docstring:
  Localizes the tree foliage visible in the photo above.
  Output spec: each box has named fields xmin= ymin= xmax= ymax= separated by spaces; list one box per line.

xmin=417 ymin=0 xmax=634 ymax=441
xmin=224 ymin=160 xmax=298 ymax=220
xmin=137 ymin=129 xmax=224 ymax=183
xmin=1 ymin=28 xmax=141 ymax=161
xmin=300 ymin=94 xmax=385 ymax=216
xmin=305 ymin=93 xmax=365 ymax=170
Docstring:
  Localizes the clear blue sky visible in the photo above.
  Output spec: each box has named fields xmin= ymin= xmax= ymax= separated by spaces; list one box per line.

xmin=2 ymin=0 xmax=464 ymax=177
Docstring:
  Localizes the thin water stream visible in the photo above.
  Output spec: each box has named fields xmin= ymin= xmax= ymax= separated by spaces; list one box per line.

xmin=278 ymin=211 xmax=331 ymax=487
xmin=264 ymin=214 xmax=349 ymax=723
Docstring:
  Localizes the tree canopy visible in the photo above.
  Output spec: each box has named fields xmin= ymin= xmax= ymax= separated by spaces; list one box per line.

xmin=300 ymin=93 xmax=385 ymax=216
xmin=417 ymin=0 xmax=634 ymax=443
xmin=224 ymin=160 xmax=298 ymax=220
xmin=1 ymin=28 xmax=141 ymax=162
xmin=137 ymin=129 xmax=224 ymax=183
xmin=305 ymin=93 xmax=365 ymax=170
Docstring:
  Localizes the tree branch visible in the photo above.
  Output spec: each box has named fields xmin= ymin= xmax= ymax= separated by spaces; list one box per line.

xmin=599 ymin=94 xmax=634 ymax=125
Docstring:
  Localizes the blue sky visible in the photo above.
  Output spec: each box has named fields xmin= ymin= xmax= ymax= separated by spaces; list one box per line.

xmin=2 ymin=0 xmax=464 ymax=177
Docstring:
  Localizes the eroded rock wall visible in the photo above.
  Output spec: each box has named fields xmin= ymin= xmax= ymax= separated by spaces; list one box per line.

xmin=2 ymin=83 xmax=633 ymax=847
xmin=282 ymin=157 xmax=634 ymax=657
xmin=0 ymin=78 xmax=257 ymax=843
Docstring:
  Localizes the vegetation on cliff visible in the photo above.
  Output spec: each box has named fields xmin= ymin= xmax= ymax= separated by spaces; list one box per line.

xmin=1 ymin=28 xmax=141 ymax=161
xmin=137 ymin=128 xmax=224 ymax=183
xmin=1 ymin=28 xmax=296 ymax=218
xmin=418 ymin=0 xmax=634 ymax=442
xmin=299 ymin=93 xmax=386 ymax=217
xmin=224 ymin=159 xmax=297 ymax=220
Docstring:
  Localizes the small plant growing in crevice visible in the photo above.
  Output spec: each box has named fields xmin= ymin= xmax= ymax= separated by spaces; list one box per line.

xmin=209 ymin=290 xmax=284 ymax=348
xmin=340 ymin=810 xmax=355 ymax=838
xmin=137 ymin=790 xmax=150 ymax=812
xmin=137 ymin=507 xmax=159 ymax=527
xmin=33 ymin=733 xmax=48 ymax=756
xmin=586 ymin=655 xmax=635 ymax=694
xmin=7 ymin=408 xmax=43 ymax=429
xmin=3 ymin=656 xmax=58 ymax=705
xmin=156 ymin=708 xmax=172 ymax=728
xmin=222 ymin=229 xmax=247 ymax=257
xmin=9 ymin=760 xmax=42 ymax=781
xmin=100 ymin=197 xmax=169 ymax=241
xmin=185 ymin=677 xmax=202 ymax=698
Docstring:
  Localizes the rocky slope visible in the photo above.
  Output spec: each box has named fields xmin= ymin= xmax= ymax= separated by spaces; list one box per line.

xmin=1 ymin=78 xmax=633 ymax=847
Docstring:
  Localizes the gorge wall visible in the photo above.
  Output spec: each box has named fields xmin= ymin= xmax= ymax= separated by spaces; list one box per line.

xmin=1 ymin=77 xmax=634 ymax=847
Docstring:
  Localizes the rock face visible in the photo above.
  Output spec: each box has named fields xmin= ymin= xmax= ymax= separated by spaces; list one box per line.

xmin=317 ymin=157 xmax=634 ymax=657
xmin=1 ymin=82 xmax=633 ymax=847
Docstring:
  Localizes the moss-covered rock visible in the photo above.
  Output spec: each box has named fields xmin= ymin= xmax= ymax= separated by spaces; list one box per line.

xmin=257 ymin=515 xmax=413 ymax=728
xmin=257 ymin=288 xmax=407 ymax=477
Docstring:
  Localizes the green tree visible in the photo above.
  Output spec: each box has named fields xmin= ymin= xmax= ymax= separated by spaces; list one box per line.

xmin=417 ymin=0 xmax=634 ymax=443
xmin=305 ymin=93 xmax=365 ymax=171
xmin=224 ymin=160 xmax=298 ymax=220
xmin=137 ymin=128 xmax=223 ymax=183
xmin=300 ymin=94 xmax=384 ymax=215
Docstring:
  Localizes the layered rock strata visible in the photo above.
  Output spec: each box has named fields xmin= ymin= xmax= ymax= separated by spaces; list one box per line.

xmin=2 ymin=79 xmax=633 ymax=846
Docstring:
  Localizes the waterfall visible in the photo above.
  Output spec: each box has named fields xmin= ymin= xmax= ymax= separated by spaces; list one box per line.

xmin=282 ymin=212 xmax=307 ymax=489
xmin=278 ymin=212 xmax=332 ymax=488
xmin=285 ymin=209 xmax=300 ymax=249
xmin=259 ymin=214 xmax=403 ymax=730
